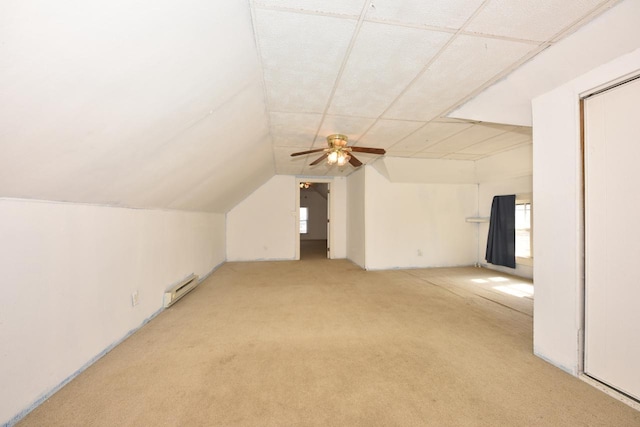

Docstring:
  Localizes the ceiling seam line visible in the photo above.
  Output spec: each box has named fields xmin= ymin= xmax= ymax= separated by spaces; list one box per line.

xmin=443 ymin=0 xmax=620 ymax=121
xmin=360 ymin=18 xmax=541 ymax=45
xmin=352 ymin=0 xmax=492 ymax=150
xmin=458 ymin=139 xmax=531 ymax=157
xmin=460 ymin=141 xmax=531 ymax=158
xmin=301 ymin=0 xmax=371 ymax=175
xmin=548 ymin=0 xmax=620 ymax=44
xmin=249 ymin=1 xmax=278 ymax=174
xmin=251 ymin=4 xmax=359 ymax=21
xmin=450 ymin=129 xmax=515 ymax=152
xmin=412 ymin=122 xmax=479 ymax=154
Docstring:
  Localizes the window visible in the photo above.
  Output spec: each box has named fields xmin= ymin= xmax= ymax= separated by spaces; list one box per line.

xmin=515 ymin=197 xmax=532 ymax=260
xmin=300 ymin=207 xmax=308 ymax=234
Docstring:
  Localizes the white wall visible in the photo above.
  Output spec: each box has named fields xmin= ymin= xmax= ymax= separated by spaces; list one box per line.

xmin=329 ymin=178 xmax=347 ymax=259
xmin=347 ymin=168 xmax=366 ymax=268
xmin=532 ymin=48 xmax=640 ymax=375
xmin=364 ymin=167 xmax=478 ymax=270
xmin=477 ymin=145 xmax=534 ymax=279
xmin=300 ymin=187 xmax=327 ymax=241
xmin=226 ymin=175 xmax=297 ymax=261
xmin=0 ymin=198 xmax=225 ymax=426
xmin=377 ymin=156 xmax=476 ymax=184
xmin=226 ymin=175 xmax=347 ymax=261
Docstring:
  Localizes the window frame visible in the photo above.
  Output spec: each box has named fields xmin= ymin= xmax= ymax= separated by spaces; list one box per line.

xmin=515 ymin=194 xmax=533 ymax=266
xmin=299 ymin=206 xmax=309 ymax=235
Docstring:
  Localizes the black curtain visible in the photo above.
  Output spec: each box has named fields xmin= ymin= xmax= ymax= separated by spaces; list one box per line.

xmin=486 ymin=195 xmax=516 ymax=268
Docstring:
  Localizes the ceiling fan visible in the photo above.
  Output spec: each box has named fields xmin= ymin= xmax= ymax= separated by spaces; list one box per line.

xmin=290 ymin=134 xmax=386 ymax=167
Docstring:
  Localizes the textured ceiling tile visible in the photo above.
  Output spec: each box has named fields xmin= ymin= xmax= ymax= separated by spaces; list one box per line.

xmin=253 ymin=0 xmax=365 ymax=16
xmin=384 ymin=34 xmax=535 ymax=121
xmin=301 ymin=162 xmax=332 ymax=176
xmin=385 ymin=150 xmax=419 ymax=157
xmin=389 ymin=121 xmax=474 ymax=152
xmin=465 ymin=0 xmax=604 ymax=42
xmin=442 ymin=153 xmax=482 ymax=160
xmin=365 ymin=0 xmax=486 ymax=29
xmin=254 ymin=9 xmax=357 ymax=113
xmin=273 ymin=145 xmax=311 ymax=170
xmin=458 ymin=129 xmax=531 ymax=154
xmin=276 ymin=165 xmax=306 ymax=175
xmin=420 ymin=122 xmax=513 ymax=153
xmin=318 ymin=115 xmax=376 ymax=146
xmin=358 ymin=119 xmax=425 ymax=148
xmin=270 ymin=112 xmax=323 ymax=148
xmin=329 ymin=22 xmax=451 ymax=117
xmin=412 ymin=152 xmax=447 ymax=159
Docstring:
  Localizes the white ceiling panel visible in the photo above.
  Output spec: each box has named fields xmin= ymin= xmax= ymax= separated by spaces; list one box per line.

xmin=442 ymin=153 xmax=482 ymax=160
xmin=449 ymin=0 xmax=639 ymax=126
xmin=365 ymin=0 xmax=486 ymax=29
xmin=388 ymin=120 xmax=474 ymax=152
xmin=301 ymin=162 xmax=332 ymax=176
xmin=329 ymin=22 xmax=451 ymax=117
xmin=458 ymin=129 xmax=531 ymax=154
xmin=420 ymin=122 xmax=514 ymax=153
xmin=385 ymin=150 xmax=421 ymax=157
xmin=252 ymin=0 xmax=365 ymax=17
xmin=358 ymin=120 xmax=425 ymax=149
xmin=94 ymin=84 xmax=273 ymax=210
xmin=411 ymin=152 xmax=447 ymax=159
xmin=254 ymin=9 xmax=357 ymax=113
xmin=276 ymin=165 xmax=307 ymax=175
xmin=0 ymin=0 xmax=272 ymax=213
xmin=465 ymin=0 xmax=605 ymax=42
xmin=1 ymin=0 xmax=626 ymax=210
xmin=169 ymin=137 xmax=275 ymax=212
xmin=270 ymin=112 xmax=323 ymax=148
xmin=317 ymin=115 xmax=376 ymax=147
xmin=384 ymin=34 xmax=535 ymax=121
xmin=273 ymin=144 xmax=312 ymax=164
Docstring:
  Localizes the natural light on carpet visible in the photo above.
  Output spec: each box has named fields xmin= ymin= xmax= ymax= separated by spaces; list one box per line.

xmin=493 ymin=284 xmax=534 ymax=298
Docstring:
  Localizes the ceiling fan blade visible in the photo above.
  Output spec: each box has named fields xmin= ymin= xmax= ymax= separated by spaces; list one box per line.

xmin=290 ymin=148 xmax=325 ymax=157
xmin=349 ymin=154 xmax=363 ymax=167
xmin=310 ymin=153 xmax=328 ymax=166
xmin=350 ymin=146 xmax=386 ymax=155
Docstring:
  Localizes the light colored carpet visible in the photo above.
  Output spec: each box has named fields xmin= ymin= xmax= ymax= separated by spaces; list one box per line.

xmin=19 ymin=261 xmax=639 ymax=426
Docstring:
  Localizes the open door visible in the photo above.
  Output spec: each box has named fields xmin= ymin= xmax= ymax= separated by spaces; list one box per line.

xmin=298 ymin=181 xmax=330 ymax=260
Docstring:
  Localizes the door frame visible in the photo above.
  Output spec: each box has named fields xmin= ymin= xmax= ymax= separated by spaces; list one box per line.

xmin=295 ymin=178 xmax=333 ymax=260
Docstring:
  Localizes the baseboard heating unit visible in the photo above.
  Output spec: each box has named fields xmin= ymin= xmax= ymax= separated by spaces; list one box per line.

xmin=163 ymin=273 xmax=199 ymax=308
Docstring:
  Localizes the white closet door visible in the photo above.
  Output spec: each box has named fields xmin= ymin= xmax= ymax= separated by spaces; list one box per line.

xmin=584 ymin=76 xmax=640 ymax=401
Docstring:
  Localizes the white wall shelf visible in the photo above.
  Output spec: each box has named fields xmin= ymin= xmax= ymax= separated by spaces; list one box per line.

xmin=466 ymin=217 xmax=489 ymax=223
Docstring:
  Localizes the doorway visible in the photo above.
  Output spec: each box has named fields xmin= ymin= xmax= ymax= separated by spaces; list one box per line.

xmin=298 ymin=181 xmax=329 ymax=260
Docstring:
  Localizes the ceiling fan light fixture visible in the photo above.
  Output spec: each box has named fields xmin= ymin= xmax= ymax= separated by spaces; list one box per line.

xmin=336 ymin=151 xmax=350 ymax=166
xmin=327 ymin=151 xmax=339 ymax=164
xmin=290 ymin=133 xmax=384 ymax=168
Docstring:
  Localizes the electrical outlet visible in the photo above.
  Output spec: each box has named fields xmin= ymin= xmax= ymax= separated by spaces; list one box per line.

xmin=131 ymin=291 xmax=139 ymax=307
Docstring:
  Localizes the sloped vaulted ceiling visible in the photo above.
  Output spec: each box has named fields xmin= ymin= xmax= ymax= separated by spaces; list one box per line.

xmin=0 ymin=0 xmax=274 ymax=213
xmin=2 ymin=0 xmax=632 ymax=213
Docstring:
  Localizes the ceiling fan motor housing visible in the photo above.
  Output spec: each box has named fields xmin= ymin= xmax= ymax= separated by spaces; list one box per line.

xmin=327 ymin=134 xmax=349 ymax=149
